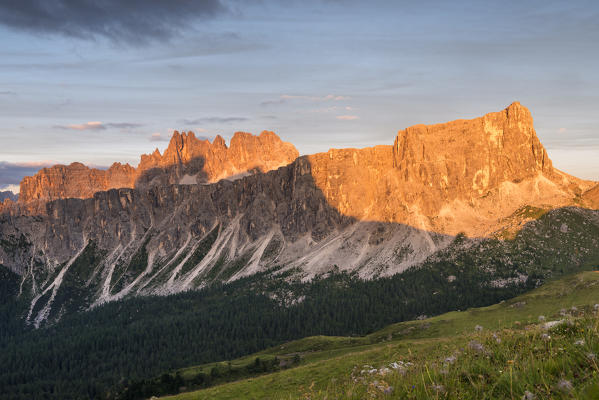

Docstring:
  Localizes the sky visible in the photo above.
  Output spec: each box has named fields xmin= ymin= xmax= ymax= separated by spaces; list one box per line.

xmin=0 ymin=0 xmax=598 ymax=192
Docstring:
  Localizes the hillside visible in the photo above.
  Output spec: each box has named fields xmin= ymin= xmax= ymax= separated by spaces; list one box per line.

xmin=153 ymin=270 xmax=599 ymax=400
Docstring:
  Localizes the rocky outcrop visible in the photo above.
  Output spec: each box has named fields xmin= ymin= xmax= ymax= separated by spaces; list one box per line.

xmin=392 ymin=102 xmax=552 ymax=209
xmin=135 ymin=130 xmax=299 ymax=188
xmin=1 ymin=102 xmax=598 ymax=327
xmin=303 ymin=102 xmax=591 ymax=234
xmin=19 ymin=162 xmax=136 ymax=203
xmin=583 ymin=184 xmax=599 ymax=209
xmin=18 ymin=131 xmax=299 ymax=203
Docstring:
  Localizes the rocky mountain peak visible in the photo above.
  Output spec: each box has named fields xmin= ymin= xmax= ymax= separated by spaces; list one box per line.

xmin=392 ymin=102 xmax=552 ymax=204
xmin=212 ymin=135 xmax=227 ymax=149
xmin=17 ymin=130 xmax=299 ymax=204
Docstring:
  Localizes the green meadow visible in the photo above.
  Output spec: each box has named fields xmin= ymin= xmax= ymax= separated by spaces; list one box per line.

xmin=159 ymin=271 xmax=599 ymax=399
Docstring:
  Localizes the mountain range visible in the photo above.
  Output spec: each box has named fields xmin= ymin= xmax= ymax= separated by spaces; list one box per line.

xmin=0 ymin=102 xmax=598 ymax=329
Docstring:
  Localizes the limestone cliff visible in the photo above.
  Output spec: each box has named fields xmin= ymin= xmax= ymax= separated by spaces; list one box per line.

xmin=18 ymin=131 xmax=299 ymax=203
xmin=1 ymin=102 xmax=598 ymax=327
xmin=304 ymin=102 xmax=591 ymax=235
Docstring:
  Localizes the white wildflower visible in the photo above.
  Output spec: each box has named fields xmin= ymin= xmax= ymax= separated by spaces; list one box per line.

xmin=543 ymin=320 xmax=564 ymax=330
xmin=574 ymin=339 xmax=585 ymax=346
xmin=557 ymin=379 xmax=573 ymax=393
xmin=522 ymin=390 xmax=536 ymax=400
xmin=474 ymin=325 xmax=483 ymax=332
xmin=468 ymin=340 xmax=485 ymax=353
xmin=431 ymin=384 xmax=445 ymax=393
xmin=538 ymin=315 xmax=546 ymax=322
xmin=444 ymin=355 xmax=457 ymax=364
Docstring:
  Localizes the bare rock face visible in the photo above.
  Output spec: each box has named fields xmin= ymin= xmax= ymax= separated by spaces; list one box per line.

xmin=2 ymin=102 xmax=598 ymax=327
xmin=583 ymin=184 xmax=599 ymax=209
xmin=136 ymin=130 xmax=299 ymax=187
xmin=19 ymin=162 xmax=137 ymax=203
xmin=392 ymin=102 xmax=552 ymax=210
xmin=302 ymin=102 xmax=589 ymax=235
xmin=18 ymin=131 xmax=299 ymax=203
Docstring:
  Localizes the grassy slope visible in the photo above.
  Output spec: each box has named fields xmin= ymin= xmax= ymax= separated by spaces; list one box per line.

xmin=163 ymin=270 xmax=599 ymax=399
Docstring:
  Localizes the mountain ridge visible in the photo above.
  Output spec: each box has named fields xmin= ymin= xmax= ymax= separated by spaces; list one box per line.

xmin=1 ymin=102 xmax=597 ymax=328
xmin=16 ymin=130 xmax=299 ymax=204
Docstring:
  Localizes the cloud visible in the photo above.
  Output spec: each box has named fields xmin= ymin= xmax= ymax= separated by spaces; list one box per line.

xmin=0 ymin=161 xmax=55 ymax=188
xmin=107 ymin=122 xmax=144 ymax=129
xmin=0 ymin=183 xmax=20 ymax=194
xmin=59 ymin=121 xmax=104 ymax=131
xmin=0 ymin=90 xmax=16 ymax=95
xmin=181 ymin=117 xmax=248 ymax=125
xmin=149 ymin=132 xmax=169 ymax=142
xmin=261 ymin=94 xmax=350 ymax=106
xmin=0 ymin=0 xmax=226 ymax=45
xmin=54 ymin=121 xmax=143 ymax=130
xmin=336 ymin=115 xmax=359 ymax=120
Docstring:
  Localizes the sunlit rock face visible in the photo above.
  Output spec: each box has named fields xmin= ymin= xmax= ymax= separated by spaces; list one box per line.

xmin=1 ymin=103 xmax=598 ymax=327
xmin=18 ymin=131 xmax=299 ymax=203
xmin=305 ymin=102 xmax=590 ymax=236
xmin=392 ymin=102 xmax=552 ymax=209
xmin=583 ymin=184 xmax=599 ymax=209
xmin=19 ymin=162 xmax=137 ymax=203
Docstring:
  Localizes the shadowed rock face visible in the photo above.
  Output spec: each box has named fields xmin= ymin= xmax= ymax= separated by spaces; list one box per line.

xmin=1 ymin=102 xmax=598 ymax=327
xmin=18 ymin=131 xmax=299 ymax=203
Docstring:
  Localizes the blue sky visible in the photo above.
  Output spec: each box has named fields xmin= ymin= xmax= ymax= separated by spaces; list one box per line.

xmin=1 ymin=0 xmax=598 ymax=192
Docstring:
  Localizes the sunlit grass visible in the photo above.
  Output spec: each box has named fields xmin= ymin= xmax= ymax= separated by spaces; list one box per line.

xmin=162 ymin=271 xmax=599 ymax=399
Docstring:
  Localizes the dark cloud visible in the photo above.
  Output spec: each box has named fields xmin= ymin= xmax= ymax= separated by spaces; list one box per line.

xmin=0 ymin=161 xmax=53 ymax=188
xmin=182 ymin=117 xmax=248 ymax=125
xmin=0 ymin=0 xmax=227 ymax=44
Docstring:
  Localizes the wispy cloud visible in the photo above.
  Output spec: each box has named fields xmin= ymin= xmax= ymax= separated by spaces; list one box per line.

xmin=181 ymin=117 xmax=248 ymax=125
xmin=54 ymin=121 xmax=143 ymax=131
xmin=336 ymin=115 xmax=359 ymax=120
xmin=261 ymin=94 xmax=350 ymax=106
xmin=60 ymin=121 xmax=104 ymax=131
xmin=149 ymin=132 xmax=169 ymax=142
xmin=0 ymin=90 xmax=16 ymax=96
xmin=0 ymin=0 xmax=227 ymax=45
xmin=107 ymin=122 xmax=144 ymax=129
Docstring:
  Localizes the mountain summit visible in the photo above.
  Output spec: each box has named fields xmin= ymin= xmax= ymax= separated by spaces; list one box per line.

xmin=17 ymin=131 xmax=298 ymax=204
xmin=0 ymin=103 xmax=597 ymax=328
